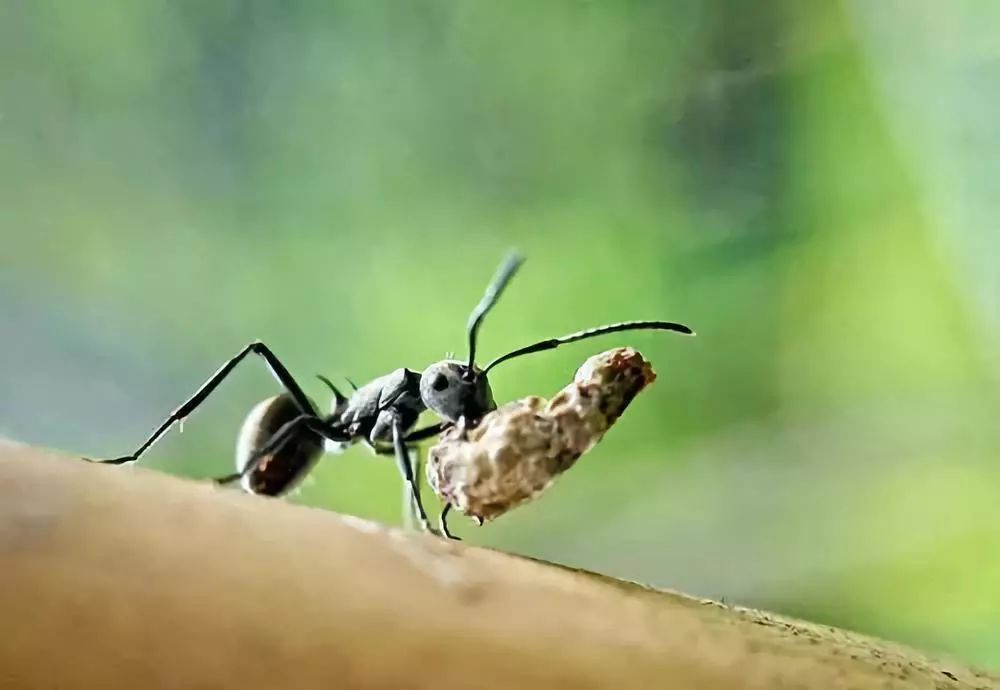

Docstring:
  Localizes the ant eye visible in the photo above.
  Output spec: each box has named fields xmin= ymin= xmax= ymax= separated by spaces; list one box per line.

xmin=432 ymin=374 xmax=449 ymax=391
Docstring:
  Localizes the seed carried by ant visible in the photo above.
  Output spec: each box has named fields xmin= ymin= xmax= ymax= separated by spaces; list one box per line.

xmin=426 ymin=347 xmax=657 ymax=534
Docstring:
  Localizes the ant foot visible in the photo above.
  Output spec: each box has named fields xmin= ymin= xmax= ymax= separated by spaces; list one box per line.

xmin=85 ymin=455 xmax=136 ymax=465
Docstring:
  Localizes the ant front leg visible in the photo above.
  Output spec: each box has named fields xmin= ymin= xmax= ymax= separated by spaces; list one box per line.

xmin=366 ymin=423 xmax=449 ymax=531
xmin=361 ymin=440 xmax=425 ymax=530
xmin=439 ymin=503 xmax=460 ymax=541
xmin=384 ymin=416 xmax=434 ymax=534
xmin=89 ymin=341 xmax=315 ymax=466
xmin=402 ymin=446 xmax=423 ymax=531
xmin=404 ymin=422 xmax=449 ymax=443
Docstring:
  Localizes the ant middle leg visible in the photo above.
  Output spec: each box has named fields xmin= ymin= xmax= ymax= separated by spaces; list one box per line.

xmin=363 ymin=421 xmax=448 ymax=457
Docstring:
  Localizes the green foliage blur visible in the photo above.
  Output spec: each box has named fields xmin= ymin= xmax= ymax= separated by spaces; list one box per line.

xmin=2 ymin=0 xmax=999 ymax=668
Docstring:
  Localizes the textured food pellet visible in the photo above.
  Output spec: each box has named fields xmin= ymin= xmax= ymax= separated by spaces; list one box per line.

xmin=426 ymin=348 xmax=656 ymax=523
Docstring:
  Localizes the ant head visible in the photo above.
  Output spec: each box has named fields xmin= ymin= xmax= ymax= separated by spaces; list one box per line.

xmin=419 ymin=360 xmax=495 ymax=423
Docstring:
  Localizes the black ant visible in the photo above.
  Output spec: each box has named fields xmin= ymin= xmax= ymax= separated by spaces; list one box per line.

xmin=90 ymin=253 xmax=693 ymax=536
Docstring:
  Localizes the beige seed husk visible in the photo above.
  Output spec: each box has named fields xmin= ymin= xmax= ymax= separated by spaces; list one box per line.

xmin=426 ymin=347 xmax=656 ymax=523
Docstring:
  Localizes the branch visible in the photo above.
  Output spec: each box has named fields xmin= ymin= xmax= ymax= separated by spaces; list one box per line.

xmin=0 ymin=441 xmax=994 ymax=689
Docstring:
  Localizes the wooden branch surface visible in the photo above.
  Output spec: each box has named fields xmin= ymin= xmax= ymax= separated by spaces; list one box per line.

xmin=0 ymin=441 xmax=995 ymax=690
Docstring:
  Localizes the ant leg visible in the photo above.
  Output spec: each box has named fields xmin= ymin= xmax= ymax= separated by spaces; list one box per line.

xmin=365 ymin=419 xmax=448 ymax=455
xmin=365 ymin=424 xmax=444 ymax=532
xmin=408 ymin=446 xmax=425 ymax=528
xmin=370 ymin=440 xmax=421 ymax=530
xmin=363 ymin=440 xmax=392 ymax=456
xmin=439 ymin=503 xmax=460 ymax=541
xmin=401 ymin=482 xmax=413 ymax=530
xmin=366 ymin=429 xmax=442 ymax=529
xmin=404 ymin=424 xmax=447 ymax=525
xmin=213 ymin=415 xmax=350 ymax=486
xmin=372 ymin=444 xmax=429 ymax=530
xmin=404 ymin=422 xmax=449 ymax=443
xmin=89 ymin=341 xmax=315 ymax=466
xmin=401 ymin=446 xmax=422 ymax=530
xmin=391 ymin=417 xmax=433 ymax=533
xmin=413 ymin=446 xmax=422 ymax=503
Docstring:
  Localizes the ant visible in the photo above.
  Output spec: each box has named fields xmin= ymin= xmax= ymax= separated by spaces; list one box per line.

xmin=90 ymin=253 xmax=693 ymax=536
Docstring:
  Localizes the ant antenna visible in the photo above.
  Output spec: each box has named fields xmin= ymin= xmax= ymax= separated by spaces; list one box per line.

xmin=466 ymin=252 xmax=524 ymax=372
xmin=483 ymin=320 xmax=694 ymax=374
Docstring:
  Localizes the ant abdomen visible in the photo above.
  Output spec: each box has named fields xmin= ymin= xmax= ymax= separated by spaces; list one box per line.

xmin=235 ymin=394 xmax=323 ymax=496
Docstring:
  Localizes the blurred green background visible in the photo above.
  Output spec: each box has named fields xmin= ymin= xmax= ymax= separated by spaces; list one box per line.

xmin=2 ymin=0 xmax=999 ymax=669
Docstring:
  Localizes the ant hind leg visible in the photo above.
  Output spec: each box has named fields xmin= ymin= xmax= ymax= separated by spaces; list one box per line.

xmin=88 ymin=341 xmax=316 ymax=466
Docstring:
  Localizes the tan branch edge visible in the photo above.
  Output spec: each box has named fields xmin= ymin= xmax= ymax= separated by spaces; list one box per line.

xmin=0 ymin=441 xmax=994 ymax=690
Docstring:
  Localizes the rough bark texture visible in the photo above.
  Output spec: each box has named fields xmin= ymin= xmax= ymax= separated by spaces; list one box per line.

xmin=0 ymin=440 xmax=996 ymax=690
